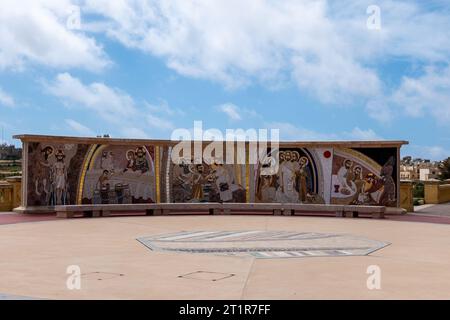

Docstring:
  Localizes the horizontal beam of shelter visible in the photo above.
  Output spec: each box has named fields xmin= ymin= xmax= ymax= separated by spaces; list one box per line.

xmin=14 ymin=134 xmax=408 ymax=148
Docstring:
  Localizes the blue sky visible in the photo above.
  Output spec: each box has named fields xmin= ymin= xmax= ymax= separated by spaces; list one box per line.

xmin=0 ymin=0 xmax=449 ymax=160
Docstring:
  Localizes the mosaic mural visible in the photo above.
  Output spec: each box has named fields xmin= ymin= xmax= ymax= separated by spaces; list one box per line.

xmin=330 ymin=148 xmax=396 ymax=206
xmin=25 ymin=141 xmax=398 ymax=207
xmin=26 ymin=143 xmax=156 ymax=206
xmin=256 ymin=148 xmax=323 ymax=204
xmin=27 ymin=142 xmax=88 ymax=206
xmin=169 ymin=159 xmax=246 ymax=203
xmin=81 ymin=145 xmax=156 ymax=204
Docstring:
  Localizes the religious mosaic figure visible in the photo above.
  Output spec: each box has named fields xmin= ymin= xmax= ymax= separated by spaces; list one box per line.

xmin=359 ymin=157 xmax=396 ymax=206
xmin=100 ymin=151 xmax=115 ymax=172
xmin=256 ymin=148 xmax=321 ymax=204
xmin=134 ymin=147 xmax=149 ymax=173
xmin=211 ymin=162 xmax=234 ymax=202
xmin=35 ymin=146 xmax=54 ymax=205
xmin=257 ymin=175 xmax=277 ymax=202
xmin=297 ymin=156 xmax=309 ymax=202
xmin=331 ymin=150 xmax=397 ymax=207
xmin=379 ymin=157 xmax=396 ymax=206
xmin=28 ymin=143 xmax=81 ymax=206
xmin=191 ymin=164 xmax=206 ymax=201
xmin=276 ymin=151 xmax=301 ymax=203
xmin=337 ymin=159 xmax=354 ymax=195
xmin=124 ymin=150 xmax=135 ymax=172
xmin=82 ymin=145 xmax=155 ymax=204
xmin=53 ymin=149 xmax=68 ymax=205
xmin=171 ymin=158 xmax=245 ymax=203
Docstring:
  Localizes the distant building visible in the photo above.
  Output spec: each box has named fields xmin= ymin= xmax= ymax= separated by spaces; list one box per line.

xmin=0 ymin=143 xmax=22 ymax=160
xmin=400 ymin=157 xmax=442 ymax=181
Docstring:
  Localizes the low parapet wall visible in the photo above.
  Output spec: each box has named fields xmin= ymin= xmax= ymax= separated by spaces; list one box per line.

xmin=424 ymin=182 xmax=450 ymax=204
xmin=13 ymin=134 xmax=407 ymax=213
xmin=0 ymin=176 xmax=21 ymax=211
xmin=400 ymin=180 xmax=414 ymax=212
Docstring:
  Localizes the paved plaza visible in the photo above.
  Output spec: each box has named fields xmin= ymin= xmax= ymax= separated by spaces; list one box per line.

xmin=414 ymin=203 xmax=450 ymax=217
xmin=1 ymin=214 xmax=450 ymax=299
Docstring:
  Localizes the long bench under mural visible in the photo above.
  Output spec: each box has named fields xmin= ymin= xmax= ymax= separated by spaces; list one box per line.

xmin=13 ymin=134 xmax=408 ymax=219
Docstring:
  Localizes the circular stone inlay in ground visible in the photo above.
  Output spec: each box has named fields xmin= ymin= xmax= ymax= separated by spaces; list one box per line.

xmin=137 ymin=231 xmax=389 ymax=259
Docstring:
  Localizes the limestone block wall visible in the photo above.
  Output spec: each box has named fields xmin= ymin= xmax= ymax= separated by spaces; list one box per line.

xmin=400 ymin=181 xmax=414 ymax=212
xmin=425 ymin=182 xmax=450 ymax=204
xmin=0 ymin=181 xmax=13 ymax=211
xmin=0 ymin=176 xmax=21 ymax=211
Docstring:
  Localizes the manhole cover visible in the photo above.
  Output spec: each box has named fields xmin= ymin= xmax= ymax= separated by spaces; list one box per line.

xmin=137 ymin=230 xmax=389 ymax=259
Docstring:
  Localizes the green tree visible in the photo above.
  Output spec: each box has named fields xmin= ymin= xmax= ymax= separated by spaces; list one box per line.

xmin=440 ymin=157 xmax=450 ymax=180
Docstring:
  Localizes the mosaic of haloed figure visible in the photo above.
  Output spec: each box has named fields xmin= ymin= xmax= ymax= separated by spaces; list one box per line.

xmin=256 ymin=149 xmax=324 ymax=204
xmin=171 ymin=159 xmax=246 ymax=203
xmin=28 ymin=143 xmax=85 ymax=206
xmin=331 ymin=151 xmax=396 ymax=207
xmin=81 ymin=145 xmax=156 ymax=204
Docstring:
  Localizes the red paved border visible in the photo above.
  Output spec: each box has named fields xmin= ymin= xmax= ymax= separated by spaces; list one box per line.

xmin=1 ymin=211 xmax=450 ymax=225
xmin=386 ymin=214 xmax=450 ymax=225
xmin=0 ymin=213 xmax=59 ymax=225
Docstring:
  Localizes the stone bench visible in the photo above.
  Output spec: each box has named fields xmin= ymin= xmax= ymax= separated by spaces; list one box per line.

xmin=55 ymin=204 xmax=160 ymax=218
xmin=54 ymin=203 xmax=385 ymax=219
xmin=283 ymin=204 xmax=385 ymax=219
xmin=55 ymin=203 xmax=226 ymax=218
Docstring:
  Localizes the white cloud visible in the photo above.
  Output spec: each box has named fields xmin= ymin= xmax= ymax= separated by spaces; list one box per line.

xmin=46 ymin=73 xmax=176 ymax=137
xmin=145 ymin=100 xmax=185 ymax=117
xmin=215 ymin=102 xmax=383 ymax=141
xmin=342 ymin=127 xmax=382 ymax=141
xmin=82 ymin=0 xmax=382 ymax=102
xmin=392 ymin=66 xmax=450 ymax=125
xmin=365 ymin=99 xmax=393 ymax=124
xmin=0 ymin=88 xmax=15 ymax=107
xmin=267 ymin=122 xmax=337 ymax=141
xmin=216 ymin=102 xmax=262 ymax=122
xmin=404 ymin=145 xmax=449 ymax=161
xmin=3 ymin=0 xmax=450 ymax=133
xmin=46 ymin=72 xmax=136 ymax=123
xmin=120 ymin=127 xmax=149 ymax=139
xmin=65 ymin=118 xmax=95 ymax=136
xmin=146 ymin=114 xmax=175 ymax=131
xmin=266 ymin=122 xmax=382 ymax=141
xmin=0 ymin=0 xmax=109 ymax=71
xmin=217 ymin=103 xmax=243 ymax=121
xmin=81 ymin=0 xmax=450 ymax=108
xmin=328 ymin=1 xmax=450 ymax=63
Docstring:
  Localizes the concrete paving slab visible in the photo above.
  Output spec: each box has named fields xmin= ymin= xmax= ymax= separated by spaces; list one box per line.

xmin=0 ymin=216 xmax=449 ymax=299
xmin=414 ymin=202 xmax=450 ymax=217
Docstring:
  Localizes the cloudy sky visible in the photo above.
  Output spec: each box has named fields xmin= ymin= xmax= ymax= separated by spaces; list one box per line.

xmin=0 ymin=0 xmax=449 ymax=159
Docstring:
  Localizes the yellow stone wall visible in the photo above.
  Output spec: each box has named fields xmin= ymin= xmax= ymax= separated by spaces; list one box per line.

xmin=424 ymin=182 xmax=450 ymax=204
xmin=0 ymin=177 xmax=21 ymax=211
xmin=438 ymin=184 xmax=450 ymax=203
xmin=400 ymin=181 xmax=414 ymax=212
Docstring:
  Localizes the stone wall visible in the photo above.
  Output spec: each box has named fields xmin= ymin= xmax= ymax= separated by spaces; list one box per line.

xmin=400 ymin=181 xmax=414 ymax=212
xmin=0 ymin=176 xmax=21 ymax=211
xmin=424 ymin=182 xmax=450 ymax=204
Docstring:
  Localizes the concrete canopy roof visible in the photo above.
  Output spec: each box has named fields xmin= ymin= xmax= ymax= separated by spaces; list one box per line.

xmin=13 ymin=134 xmax=409 ymax=148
